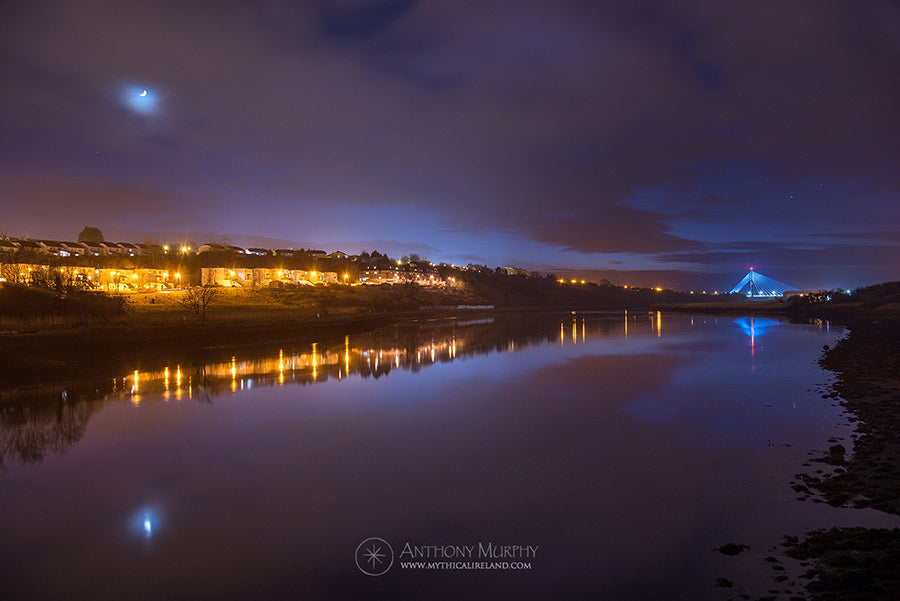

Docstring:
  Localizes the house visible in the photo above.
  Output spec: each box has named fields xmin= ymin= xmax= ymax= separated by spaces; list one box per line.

xmin=246 ymin=247 xmax=271 ymax=256
xmin=274 ymin=249 xmax=298 ymax=257
xmin=224 ymin=245 xmax=246 ymax=254
xmin=135 ymin=243 xmax=164 ymax=255
xmin=118 ymin=242 xmax=139 ymax=256
xmin=309 ymin=270 xmax=338 ymax=284
xmin=327 ymin=251 xmax=350 ymax=260
xmin=198 ymin=243 xmax=225 ymax=253
xmin=38 ymin=240 xmax=67 ymax=255
xmin=201 ymin=267 xmax=256 ymax=287
xmin=359 ymin=268 xmax=402 ymax=284
xmin=60 ymin=241 xmax=86 ymax=257
xmin=0 ymin=239 xmax=19 ymax=254
xmin=16 ymin=240 xmax=47 ymax=254
xmin=306 ymin=249 xmax=327 ymax=258
xmin=99 ymin=242 xmax=126 ymax=256
xmin=81 ymin=241 xmax=103 ymax=256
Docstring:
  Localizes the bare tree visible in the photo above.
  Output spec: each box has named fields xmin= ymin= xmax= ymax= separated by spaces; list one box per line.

xmin=179 ymin=286 xmax=219 ymax=321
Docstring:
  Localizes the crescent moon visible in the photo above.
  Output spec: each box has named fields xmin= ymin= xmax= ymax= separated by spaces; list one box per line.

xmin=139 ymin=89 xmax=148 ymax=97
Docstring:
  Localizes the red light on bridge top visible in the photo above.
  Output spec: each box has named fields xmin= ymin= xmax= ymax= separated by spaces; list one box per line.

xmin=749 ymin=266 xmax=754 ymax=270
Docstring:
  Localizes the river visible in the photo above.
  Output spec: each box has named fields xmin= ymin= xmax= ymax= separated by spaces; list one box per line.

xmin=1 ymin=311 xmax=896 ymax=600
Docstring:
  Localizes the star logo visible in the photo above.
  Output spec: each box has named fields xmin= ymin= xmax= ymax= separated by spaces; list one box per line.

xmin=355 ymin=537 xmax=394 ymax=576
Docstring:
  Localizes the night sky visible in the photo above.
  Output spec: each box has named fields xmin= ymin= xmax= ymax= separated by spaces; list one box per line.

xmin=1 ymin=0 xmax=898 ymax=290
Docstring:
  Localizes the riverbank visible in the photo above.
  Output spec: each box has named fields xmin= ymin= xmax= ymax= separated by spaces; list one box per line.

xmin=0 ymin=307 xmax=516 ymax=390
xmin=777 ymin=316 xmax=900 ymax=600
xmin=0 ymin=286 xmax=492 ymax=387
xmin=651 ymin=293 xmax=900 ymax=599
xmin=0 ymin=283 xmax=660 ymax=388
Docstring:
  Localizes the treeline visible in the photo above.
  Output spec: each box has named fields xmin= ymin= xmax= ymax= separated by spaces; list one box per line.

xmin=456 ymin=270 xmax=695 ymax=309
xmin=784 ymin=281 xmax=900 ymax=310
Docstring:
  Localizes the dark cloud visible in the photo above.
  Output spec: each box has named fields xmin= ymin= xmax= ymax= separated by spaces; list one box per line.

xmin=317 ymin=0 xmax=417 ymax=41
xmin=531 ymin=206 xmax=706 ymax=254
xmin=812 ymin=231 xmax=900 ymax=243
xmin=0 ymin=0 xmax=897 ymax=286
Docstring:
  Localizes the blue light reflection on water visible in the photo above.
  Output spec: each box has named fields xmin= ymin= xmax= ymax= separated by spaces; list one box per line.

xmin=735 ymin=316 xmax=782 ymax=339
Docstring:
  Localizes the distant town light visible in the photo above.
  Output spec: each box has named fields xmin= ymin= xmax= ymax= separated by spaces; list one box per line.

xmin=655 ymin=287 xmax=663 ymax=292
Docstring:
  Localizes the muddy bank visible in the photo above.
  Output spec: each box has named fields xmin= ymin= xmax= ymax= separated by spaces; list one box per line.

xmin=779 ymin=317 xmax=900 ymax=600
xmin=779 ymin=527 xmax=900 ymax=601
xmin=800 ymin=318 xmax=900 ymax=514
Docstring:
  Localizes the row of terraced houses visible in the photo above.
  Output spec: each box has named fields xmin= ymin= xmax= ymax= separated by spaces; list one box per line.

xmin=0 ymin=237 xmax=458 ymax=291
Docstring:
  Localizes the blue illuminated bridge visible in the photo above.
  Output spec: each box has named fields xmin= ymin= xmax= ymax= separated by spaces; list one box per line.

xmin=729 ymin=269 xmax=794 ymax=298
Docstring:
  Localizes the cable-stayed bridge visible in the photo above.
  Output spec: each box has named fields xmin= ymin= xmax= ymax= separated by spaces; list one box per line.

xmin=729 ymin=268 xmax=794 ymax=298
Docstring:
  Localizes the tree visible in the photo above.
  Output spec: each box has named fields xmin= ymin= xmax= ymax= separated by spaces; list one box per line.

xmin=77 ymin=226 xmax=104 ymax=243
xmin=179 ymin=286 xmax=219 ymax=321
xmin=1 ymin=262 xmax=26 ymax=284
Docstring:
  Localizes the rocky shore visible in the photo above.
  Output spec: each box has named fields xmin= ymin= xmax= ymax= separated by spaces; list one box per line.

xmin=777 ymin=317 xmax=900 ymax=601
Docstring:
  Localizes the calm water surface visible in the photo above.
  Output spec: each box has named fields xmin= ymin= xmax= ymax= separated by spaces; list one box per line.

xmin=1 ymin=312 xmax=896 ymax=600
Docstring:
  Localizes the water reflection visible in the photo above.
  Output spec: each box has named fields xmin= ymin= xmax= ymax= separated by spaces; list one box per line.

xmin=0 ymin=311 xmax=816 ymax=468
xmin=0 ymin=311 xmax=871 ymax=601
xmin=0 ymin=396 xmax=98 ymax=469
